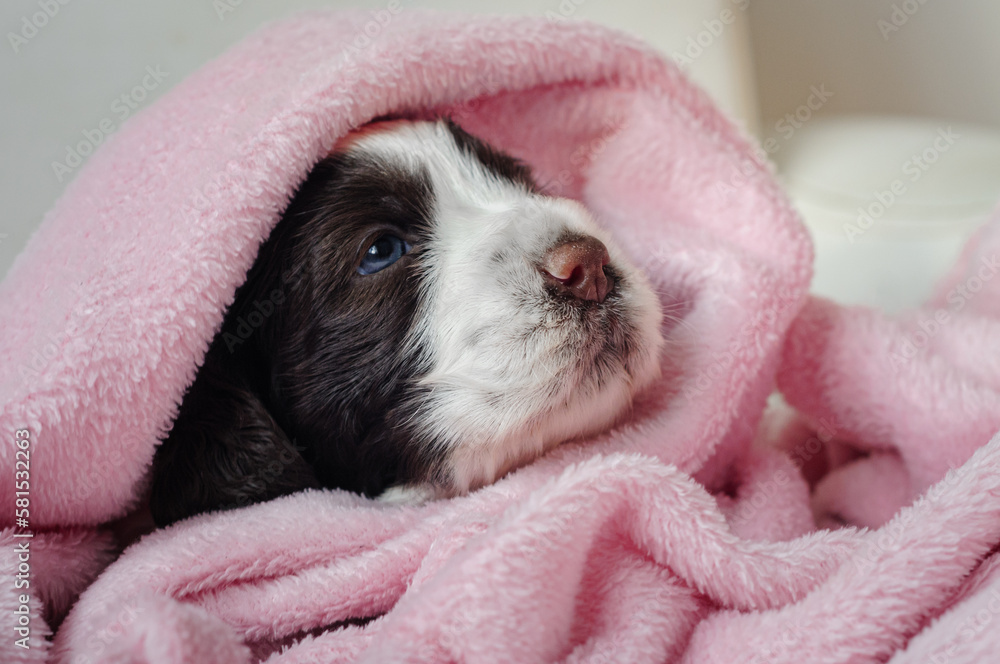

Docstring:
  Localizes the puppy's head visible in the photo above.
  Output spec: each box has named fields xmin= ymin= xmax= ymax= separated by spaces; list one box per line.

xmin=152 ymin=118 xmax=663 ymax=522
xmin=277 ymin=118 xmax=662 ymax=495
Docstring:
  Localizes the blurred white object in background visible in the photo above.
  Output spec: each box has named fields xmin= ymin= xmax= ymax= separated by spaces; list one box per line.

xmin=775 ymin=116 xmax=1000 ymax=313
xmin=748 ymin=0 xmax=1000 ymax=312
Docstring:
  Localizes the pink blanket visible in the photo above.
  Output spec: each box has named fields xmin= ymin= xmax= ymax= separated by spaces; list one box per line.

xmin=2 ymin=10 xmax=1000 ymax=663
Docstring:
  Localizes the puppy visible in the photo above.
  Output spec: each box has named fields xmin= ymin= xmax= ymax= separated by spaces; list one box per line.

xmin=149 ymin=118 xmax=663 ymax=526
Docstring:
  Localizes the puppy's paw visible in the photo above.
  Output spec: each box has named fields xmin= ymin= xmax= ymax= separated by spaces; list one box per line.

xmin=376 ymin=483 xmax=442 ymax=505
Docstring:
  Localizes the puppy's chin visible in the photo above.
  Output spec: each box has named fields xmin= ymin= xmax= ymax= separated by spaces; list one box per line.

xmin=420 ymin=257 xmax=663 ymax=495
xmin=442 ymin=244 xmax=664 ymax=495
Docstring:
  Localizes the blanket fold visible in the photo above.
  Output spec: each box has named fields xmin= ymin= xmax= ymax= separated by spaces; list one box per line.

xmin=3 ymin=9 xmax=1000 ymax=663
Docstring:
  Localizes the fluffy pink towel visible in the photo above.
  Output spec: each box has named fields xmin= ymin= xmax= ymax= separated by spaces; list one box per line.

xmin=1 ymin=9 xmax=998 ymax=663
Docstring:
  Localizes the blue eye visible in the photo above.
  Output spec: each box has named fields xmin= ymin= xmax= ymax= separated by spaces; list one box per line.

xmin=357 ymin=234 xmax=410 ymax=275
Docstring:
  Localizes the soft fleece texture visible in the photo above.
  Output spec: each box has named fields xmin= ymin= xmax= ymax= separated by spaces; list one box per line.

xmin=1 ymin=9 xmax=999 ymax=663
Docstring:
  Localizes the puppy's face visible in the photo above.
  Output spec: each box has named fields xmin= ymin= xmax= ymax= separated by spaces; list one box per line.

xmin=272 ymin=119 xmax=663 ymax=498
xmin=152 ymin=118 xmax=663 ymax=523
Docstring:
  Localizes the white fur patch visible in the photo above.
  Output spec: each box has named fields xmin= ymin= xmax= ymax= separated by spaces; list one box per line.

xmin=351 ymin=121 xmax=664 ymax=497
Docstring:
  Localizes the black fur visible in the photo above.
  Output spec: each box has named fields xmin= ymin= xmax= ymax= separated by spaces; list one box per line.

xmin=443 ymin=119 xmax=537 ymax=191
xmin=150 ymin=151 xmax=439 ymax=526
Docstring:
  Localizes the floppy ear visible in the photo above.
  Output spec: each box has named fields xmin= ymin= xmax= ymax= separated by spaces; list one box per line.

xmin=149 ymin=355 xmax=320 ymax=526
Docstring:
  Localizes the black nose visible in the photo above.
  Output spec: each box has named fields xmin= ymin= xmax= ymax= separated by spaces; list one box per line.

xmin=540 ymin=236 xmax=613 ymax=303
